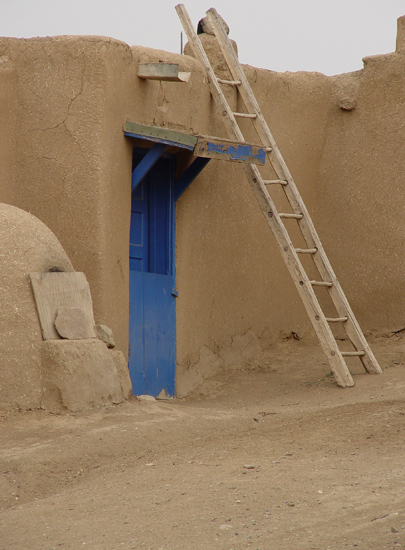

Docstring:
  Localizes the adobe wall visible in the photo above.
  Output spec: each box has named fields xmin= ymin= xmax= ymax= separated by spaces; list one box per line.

xmin=0 ymin=16 xmax=404 ymax=395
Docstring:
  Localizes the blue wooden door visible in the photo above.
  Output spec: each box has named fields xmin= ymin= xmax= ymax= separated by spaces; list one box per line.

xmin=128 ymin=153 xmax=176 ymax=396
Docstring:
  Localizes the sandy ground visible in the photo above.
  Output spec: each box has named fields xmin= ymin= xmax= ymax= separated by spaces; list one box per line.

xmin=1 ymin=334 xmax=405 ymax=550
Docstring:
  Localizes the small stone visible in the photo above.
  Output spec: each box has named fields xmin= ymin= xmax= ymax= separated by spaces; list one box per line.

xmin=391 ymin=526 xmax=399 ymax=533
xmin=243 ymin=465 xmax=255 ymax=469
xmin=247 ymin=534 xmax=252 ymax=539
xmin=197 ymin=14 xmax=230 ymax=36
xmin=95 ymin=324 xmax=115 ymax=348
xmin=339 ymin=97 xmax=357 ymax=111
xmin=219 ymin=524 xmax=232 ymax=530
xmin=137 ymin=395 xmax=156 ymax=402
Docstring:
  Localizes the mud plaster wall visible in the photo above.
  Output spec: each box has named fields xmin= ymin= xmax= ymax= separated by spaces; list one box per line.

xmin=0 ymin=17 xmax=404 ymax=395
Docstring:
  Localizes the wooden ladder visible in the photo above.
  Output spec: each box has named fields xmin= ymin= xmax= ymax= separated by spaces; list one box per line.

xmin=176 ymin=5 xmax=382 ymax=387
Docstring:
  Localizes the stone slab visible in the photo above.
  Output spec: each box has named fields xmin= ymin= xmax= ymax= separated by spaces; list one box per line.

xmin=55 ymin=307 xmax=94 ymax=339
xmin=30 ymin=272 xmax=96 ymax=340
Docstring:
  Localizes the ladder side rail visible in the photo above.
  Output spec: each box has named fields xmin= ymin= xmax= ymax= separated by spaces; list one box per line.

xmin=301 ymin=240 xmax=382 ymax=373
xmin=206 ymin=8 xmax=290 ymax=175
xmin=244 ymin=162 xmax=354 ymax=387
xmin=206 ymin=8 xmax=381 ymax=374
xmin=176 ymin=4 xmax=244 ymax=142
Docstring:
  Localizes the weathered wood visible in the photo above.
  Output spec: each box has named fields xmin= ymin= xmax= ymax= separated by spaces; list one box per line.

xmin=176 ymin=4 xmax=355 ymax=387
xmin=204 ymin=7 xmax=382 ymax=377
xmin=279 ymin=213 xmax=303 ymax=219
xmin=124 ymin=121 xmax=197 ymax=150
xmin=176 ymin=4 xmax=383 ymax=385
xmin=263 ymin=179 xmax=288 ymax=185
xmin=310 ymin=281 xmax=333 ymax=287
xmin=30 ymin=272 xmax=96 ymax=340
xmin=195 ymin=137 xmax=266 ymax=165
xmin=137 ymin=63 xmax=191 ymax=82
xmin=295 ymin=248 xmax=317 ymax=254
xmin=217 ymin=78 xmax=242 ymax=85
xmin=233 ymin=112 xmax=257 ymax=119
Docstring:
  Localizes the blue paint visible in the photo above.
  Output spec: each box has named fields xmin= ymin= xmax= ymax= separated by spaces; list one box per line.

xmin=130 ymin=180 xmax=149 ymax=271
xmin=131 ymin=143 xmax=168 ymax=192
xmin=129 ymin=152 xmax=176 ymax=397
xmin=206 ymin=142 xmax=266 ymax=164
xmin=174 ymin=157 xmax=211 ymax=201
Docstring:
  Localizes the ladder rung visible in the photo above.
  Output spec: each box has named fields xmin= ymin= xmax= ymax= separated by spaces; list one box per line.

xmin=295 ymin=248 xmax=317 ymax=254
xmin=341 ymin=351 xmax=366 ymax=357
xmin=217 ymin=78 xmax=242 ymax=86
xmin=233 ymin=112 xmax=257 ymax=119
xmin=279 ymin=213 xmax=303 ymax=220
xmin=263 ymin=179 xmax=288 ymax=185
xmin=310 ymin=280 xmax=333 ymax=287
xmin=325 ymin=316 xmax=349 ymax=323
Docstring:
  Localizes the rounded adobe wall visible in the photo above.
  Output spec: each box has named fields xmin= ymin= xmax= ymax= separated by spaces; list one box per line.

xmin=0 ymin=203 xmax=73 ymax=410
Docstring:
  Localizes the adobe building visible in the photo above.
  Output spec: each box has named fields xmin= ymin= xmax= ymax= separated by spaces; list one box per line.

xmin=1 ymin=13 xmax=405 ymax=407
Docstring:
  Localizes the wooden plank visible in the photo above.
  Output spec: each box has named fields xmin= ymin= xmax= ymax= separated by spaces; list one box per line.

xmin=194 ymin=138 xmax=266 ymax=165
xmin=137 ymin=63 xmax=191 ymax=82
xmin=174 ymin=157 xmax=211 ymax=201
xmin=30 ymin=272 xmax=96 ymax=340
xmin=132 ymin=143 xmax=167 ymax=192
xmin=124 ymin=121 xmax=197 ymax=150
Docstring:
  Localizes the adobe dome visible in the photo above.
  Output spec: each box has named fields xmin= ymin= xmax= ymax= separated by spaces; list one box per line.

xmin=0 ymin=203 xmax=73 ymax=409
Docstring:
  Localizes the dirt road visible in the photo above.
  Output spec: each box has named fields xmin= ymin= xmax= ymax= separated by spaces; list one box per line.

xmin=1 ymin=335 xmax=405 ymax=549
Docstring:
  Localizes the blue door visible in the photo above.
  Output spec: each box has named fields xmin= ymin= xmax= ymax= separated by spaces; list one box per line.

xmin=128 ymin=152 xmax=176 ymax=396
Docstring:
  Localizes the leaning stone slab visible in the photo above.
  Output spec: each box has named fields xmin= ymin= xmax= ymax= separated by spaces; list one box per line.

xmin=55 ymin=307 xmax=94 ymax=339
xmin=41 ymin=339 xmax=125 ymax=413
xmin=30 ymin=272 xmax=96 ymax=340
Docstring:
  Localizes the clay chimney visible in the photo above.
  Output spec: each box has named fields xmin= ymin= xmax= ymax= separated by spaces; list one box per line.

xmin=396 ymin=15 xmax=405 ymax=53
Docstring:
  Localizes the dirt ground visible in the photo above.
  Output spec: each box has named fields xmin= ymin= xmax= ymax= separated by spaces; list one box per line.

xmin=1 ymin=334 xmax=405 ymax=550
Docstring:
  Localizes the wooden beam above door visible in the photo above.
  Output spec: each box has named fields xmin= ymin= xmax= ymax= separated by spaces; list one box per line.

xmin=124 ymin=121 xmax=267 ymax=165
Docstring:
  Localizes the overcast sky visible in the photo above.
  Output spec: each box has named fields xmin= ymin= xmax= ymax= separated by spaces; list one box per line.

xmin=2 ymin=1 xmax=404 ymax=75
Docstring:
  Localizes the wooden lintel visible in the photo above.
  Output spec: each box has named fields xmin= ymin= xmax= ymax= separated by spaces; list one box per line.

xmin=137 ymin=63 xmax=191 ymax=82
xmin=124 ymin=121 xmax=197 ymax=150
xmin=194 ymin=137 xmax=266 ymax=165
xmin=124 ymin=122 xmax=267 ymax=166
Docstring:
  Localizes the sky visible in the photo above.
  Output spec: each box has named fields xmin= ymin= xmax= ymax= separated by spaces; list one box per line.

xmin=2 ymin=0 xmax=404 ymax=76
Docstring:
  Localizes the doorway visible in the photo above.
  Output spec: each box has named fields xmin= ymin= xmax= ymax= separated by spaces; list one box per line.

xmin=128 ymin=150 xmax=176 ymax=396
